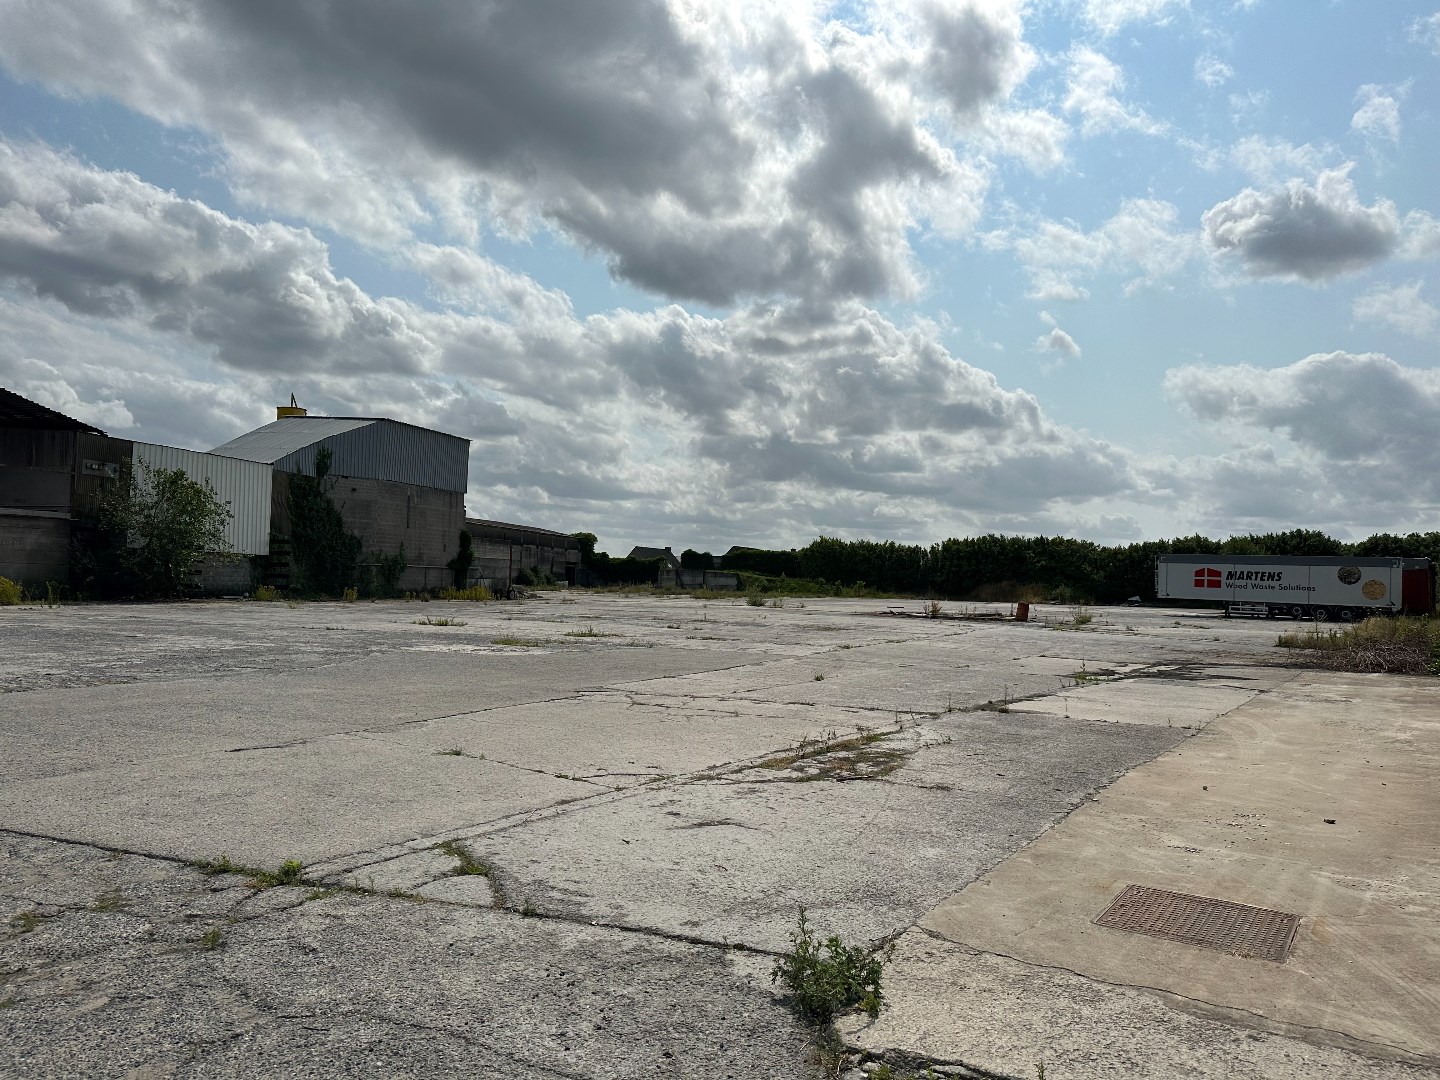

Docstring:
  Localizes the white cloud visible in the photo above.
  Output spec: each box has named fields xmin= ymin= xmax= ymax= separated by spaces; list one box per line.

xmin=1036 ymin=326 xmax=1081 ymax=358
xmin=0 ymin=0 xmax=988 ymax=308
xmin=1083 ymin=0 xmax=1189 ymax=36
xmin=1007 ymin=198 xmax=1201 ymax=300
xmin=1410 ymin=11 xmax=1440 ymax=54
xmin=0 ymin=137 xmax=1140 ymax=548
xmin=1351 ymin=84 xmax=1403 ymax=143
xmin=1194 ymin=55 xmax=1233 ymax=88
xmin=1352 ymin=281 xmax=1439 ymax=338
xmin=1063 ymin=48 xmax=1166 ymax=138
xmin=1161 ymin=351 xmax=1440 ymax=529
xmin=1202 ymin=167 xmax=1403 ymax=282
xmin=1227 ymin=136 xmax=1334 ymax=184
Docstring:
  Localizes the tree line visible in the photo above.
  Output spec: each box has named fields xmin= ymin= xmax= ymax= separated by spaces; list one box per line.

xmin=709 ymin=530 xmax=1440 ymax=602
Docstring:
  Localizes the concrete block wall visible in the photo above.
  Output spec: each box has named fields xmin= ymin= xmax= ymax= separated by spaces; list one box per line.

xmin=327 ymin=475 xmax=465 ymax=593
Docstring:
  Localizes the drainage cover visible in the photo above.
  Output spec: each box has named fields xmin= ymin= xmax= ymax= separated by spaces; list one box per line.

xmin=1094 ymin=885 xmax=1299 ymax=962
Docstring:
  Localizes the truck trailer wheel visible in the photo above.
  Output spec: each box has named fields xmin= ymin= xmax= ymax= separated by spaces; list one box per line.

xmin=1289 ymin=605 xmax=1305 ymax=619
xmin=1312 ymin=606 xmax=1331 ymax=622
xmin=1338 ymin=608 xmax=1356 ymax=622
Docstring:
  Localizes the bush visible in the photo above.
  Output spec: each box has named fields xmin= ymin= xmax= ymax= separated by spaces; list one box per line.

xmin=446 ymin=530 xmax=474 ymax=588
xmin=88 ymin=459 xmax=233 ymax=598
xmin=253 ymin=585 xmax=281 ymax=602
xmin=1278 ymin=616 xmax=1440 ymax=676
xmin=0 ymin=577 xmax=23 ymax=605
xmin=771 ymin=908 xmax=886 ymax=1024
xmin=365 ymin=546 xmax=406 ymax=598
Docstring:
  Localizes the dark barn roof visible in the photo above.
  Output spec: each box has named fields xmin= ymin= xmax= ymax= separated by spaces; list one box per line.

xmin=0 ymin=388 xmax=105 ymax=434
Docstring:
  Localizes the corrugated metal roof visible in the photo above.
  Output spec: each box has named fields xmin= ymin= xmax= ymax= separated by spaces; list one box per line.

xmin=466 ymin=518 xmax=580 ymax=544
xmin=210 ymin=416 xmax=470 ymax=493
xmin=0 ymin=387 xmax=105 ymax=434
xmin=209 ymin=418 xmax=374 ymax=463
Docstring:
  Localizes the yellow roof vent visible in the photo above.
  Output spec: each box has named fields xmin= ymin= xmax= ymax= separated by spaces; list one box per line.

xmin=277 ymin=393 xmax=306 ymax=419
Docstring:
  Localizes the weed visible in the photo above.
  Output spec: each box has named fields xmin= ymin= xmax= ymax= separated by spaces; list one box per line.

xmin=564 ymin=626 xmax=619 ymax=637
xmin=434 ymin=840 xmax=492 ymax=877
xmin=771 ymin=907 xmax=887 ymax=1023
xmin=285 ymin=599 xmax=300 ymax=609
xmin=1277 ymin=616 xmax=1440 ymax=676
xmin=745 ymin=591 xmax=767 ymax=607
xmin=813 ymin=673 xmax=825 ymax=681
xmin=837 ymin=643 xmax=854 ymax=650
xmin=438 ymin=585 xmax=494 ymax=602
xmin=520 ymin=901 xmax=539 ymax=917
xmin=8 ymin=911 xmax=45 ymax=934
xmin=252 ymin=584 xmax=281 ymax=601
xmin=1036 ymin=1063 xmax=1046 ymax=1080
xmin=91 ymin=889 xmax=127 ymax=912
xmin=769 ymin=597 xmax=786 ymax=608
xmin=0 ymin=996 xmax=15 ymax=1009
xmin=491 ymin=636 xmax=547 ymax=647
xmin=415 ymin=616 xmax=467 ymax=626
xmin=193 ymin=855 xmax=239 ymax=877
xmin=342 ymin=586 xmax=358 ymax=602
xmin=197 ymin=927 xmax=226 ymax=951
xmin=872 ymin=1066 xmax=895 ymax=1080
xmin=435 ymin=747 xmax=467 ymax=757
xmin=924 ymin=599 xmax=943 ymax=618
xmin=248 ymin=859 xmax=306 ymax=888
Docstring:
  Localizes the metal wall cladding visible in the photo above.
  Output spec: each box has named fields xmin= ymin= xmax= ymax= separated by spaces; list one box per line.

xmin=272 ymin=421 xmax=470 ymax=493
xmin=132 ymin=443 xmax=272 ymax=555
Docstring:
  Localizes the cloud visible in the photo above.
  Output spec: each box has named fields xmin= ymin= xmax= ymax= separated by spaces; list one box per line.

xmin=1161 ymin=351 xmax=1440 ymax=529
xmin=1227 ymin=136 xmax=1335 ymax=184
xmin=1194 ymin=55 xmax=1233 ymax=88
xmin=1036 ymin=326 xmax=1081 ymax=358
xmin=1352 ymin=281 xmax=1439 ymax=338
xmin=1351 ymin=84 xmax=1403 ymax=143
xmin=1083 ymin=0 xmax=1188 ymax=36
xmin=1063 ymin=48 xmax=1166 ymax=137
xmin=0 ymin=0 xmax=1005 ymax=308
xmin=0 ymin=137 xmax=1140 ymax=548
xmin=918 ymin=0 xmax=1035 ymax=118
xmin=1165 ymin=351 xmax=1440 ymax=463
xmin=1410 ymin=11 xmax=1440 ymax=54
xmin=1005 ymin=198 xmax=1201 ymax=300
xmin=1202 ymin=167 xmax=1402 ymax=281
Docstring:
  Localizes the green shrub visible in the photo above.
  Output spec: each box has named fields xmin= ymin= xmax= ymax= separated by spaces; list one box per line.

xmin=253 ymin=585 xmax=281 ymax=602
xmin=771 ymin=907 xmax=887 ymax=1024
xmin=1278 ymin=616 xmax=1440 ymax=676
xmin=0 ymin=577 xmax=22 ymax=605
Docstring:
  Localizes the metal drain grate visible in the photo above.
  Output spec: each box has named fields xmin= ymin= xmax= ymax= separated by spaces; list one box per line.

xmin=1094 ymin=885 xmax=1299 ymax=962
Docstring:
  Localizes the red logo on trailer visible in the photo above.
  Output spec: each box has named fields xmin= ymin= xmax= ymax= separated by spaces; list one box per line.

xmin=1193 ymin=567 xmax=1222 ymax=589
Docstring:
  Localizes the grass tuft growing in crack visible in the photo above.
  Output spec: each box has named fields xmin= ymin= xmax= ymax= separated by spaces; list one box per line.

xmin=8 ymin=911 xmax=47 ymax=935
xmin=434 ymin=839 xmax=493 ymax=878
xmin=772 ymin=907 xmax=888 ymax=1024
xmin=245 ymin=859 xmax=308 ymax=889
xmin=197 ymin=927 xmax=226 ymax=951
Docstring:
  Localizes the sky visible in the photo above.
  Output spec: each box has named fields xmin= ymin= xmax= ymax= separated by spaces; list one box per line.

xmin=0 ymin=0 xmax=1437 ymax=556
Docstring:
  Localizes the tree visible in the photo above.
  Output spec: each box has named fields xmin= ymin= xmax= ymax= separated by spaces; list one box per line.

xmin=94 ymin=458 xmax=233 ymax=597
xmin=446 ymin=529 xmax=474 ymax=588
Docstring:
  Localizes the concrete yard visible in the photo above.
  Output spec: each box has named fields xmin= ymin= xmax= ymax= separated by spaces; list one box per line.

xmin=1 ymin=594 xmax=1436 ymax=1078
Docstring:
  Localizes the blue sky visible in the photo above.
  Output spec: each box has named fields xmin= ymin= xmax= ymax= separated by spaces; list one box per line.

xmin=0 ymin=0 xmax=1437 ymax=554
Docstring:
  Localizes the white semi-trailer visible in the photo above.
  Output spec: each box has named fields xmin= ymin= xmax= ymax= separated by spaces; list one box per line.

xmin=1155 ymin=555 xmax=1435 ymax=621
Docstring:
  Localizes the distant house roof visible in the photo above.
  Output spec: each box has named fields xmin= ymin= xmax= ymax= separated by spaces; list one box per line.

xmin=627 ymin=545 xmax=680 ymax=567
xmin=0 ymin=388 xmax=105 ymax=434
xmin=210 ymin=415 xmax=470 ymax=493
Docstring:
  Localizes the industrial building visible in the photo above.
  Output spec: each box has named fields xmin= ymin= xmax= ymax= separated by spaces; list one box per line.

xmin=463 ymin=519 xmax=582 ymax=590
xmin=1 ymin=391 xmax=473 ymax=594
xmin=209 ymin=411 xmax=470 ymax=593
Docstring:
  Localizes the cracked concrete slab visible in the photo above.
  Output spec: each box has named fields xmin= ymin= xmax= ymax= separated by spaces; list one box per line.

xmin=0 ymin=835 xmax=813 ymax=1079
xmin=444 ymin=714 xmax=1185 ymax=952
xmin=364 ymin=691 xmax=883 ymax=788
xmin=837 ymin=930 xmax=1434 ymax=1079
xmin=913 ymin=671 xmax=1440 ymax=1070
xmin=1003 ymin=675 xmax=1259 ymax=728
xmin=2 ymin=594 xmax=1430 ymax=1077
xmin=0 ymin=734 xmax=598 ymax=867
